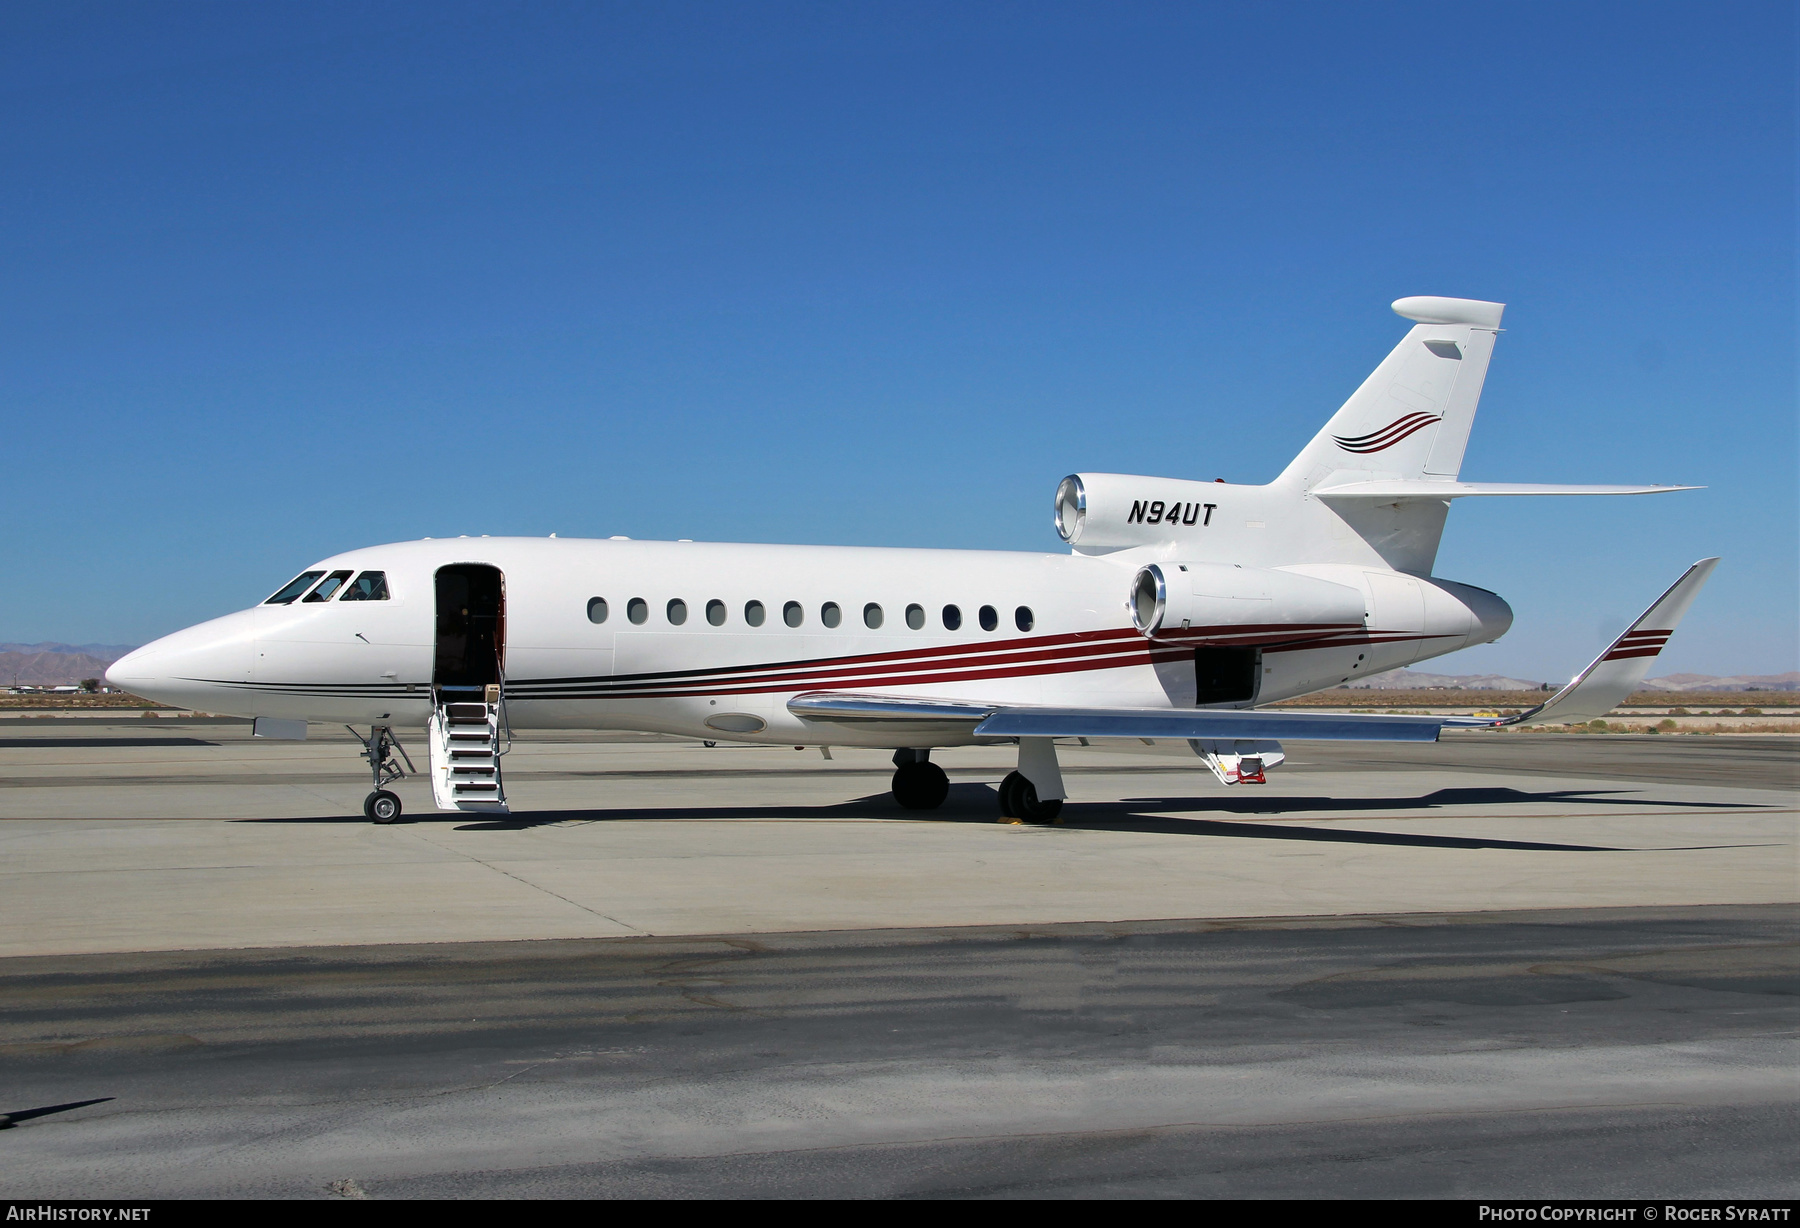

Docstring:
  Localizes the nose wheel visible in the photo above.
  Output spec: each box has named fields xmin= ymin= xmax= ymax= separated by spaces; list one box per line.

xmin=350 ymin=724 xmax=415 ymax=824
xmin=364 ymin=789 xmax=402 ymax=823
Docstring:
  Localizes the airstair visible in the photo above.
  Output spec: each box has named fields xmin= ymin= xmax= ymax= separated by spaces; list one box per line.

xmin=428 ymin=683 xmax=509 ymax=813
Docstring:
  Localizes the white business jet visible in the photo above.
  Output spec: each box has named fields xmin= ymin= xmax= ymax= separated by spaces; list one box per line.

xmin=108 ymin=296 xmax=1716 ymax=824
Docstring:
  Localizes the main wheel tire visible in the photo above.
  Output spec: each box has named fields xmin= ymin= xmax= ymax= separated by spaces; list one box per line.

xmin=365 ymin=789 xmax=402 ymax=824
xmin=892 ymin=761 xmax=949 ymax=810
xmin=998 ymin=770 xmax=1023 ymax=818
xmin=999 ymin=770 xmax=1061 ymax=824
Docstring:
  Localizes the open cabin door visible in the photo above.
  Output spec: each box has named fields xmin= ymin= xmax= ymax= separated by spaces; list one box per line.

xmin=428 ymin=564 xmax=509 ymax=813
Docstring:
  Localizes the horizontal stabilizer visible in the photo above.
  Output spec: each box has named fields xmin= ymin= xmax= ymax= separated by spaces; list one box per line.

xmin=1313 ymin=480 xmax=1699 ymax=500
xmin=1447 ymin=558 xmax=1720 ymax=728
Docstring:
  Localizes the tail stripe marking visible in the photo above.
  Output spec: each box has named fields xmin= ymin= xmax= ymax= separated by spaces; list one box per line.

xmin=1332 ymin=412 xmax=1442 ymax=454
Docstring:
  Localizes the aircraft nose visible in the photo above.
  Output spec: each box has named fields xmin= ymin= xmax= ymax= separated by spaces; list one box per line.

xmin=103 ymin=646 xmax=154 ymax=691
xmin=104 ymin=611 xmax=257 ymax=709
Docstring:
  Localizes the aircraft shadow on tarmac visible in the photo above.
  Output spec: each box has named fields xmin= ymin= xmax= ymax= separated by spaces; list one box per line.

xmin=0 ymin=737 xmax=219 ymax=748
xmin=0 ymin=1097 xmax=113 ymax=1129
xmin=237 ymin=784 xmax=1776 ymax=854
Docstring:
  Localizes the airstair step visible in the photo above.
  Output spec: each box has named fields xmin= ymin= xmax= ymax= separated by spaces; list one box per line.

xmin=430 ymin=694 xmax=507 ymax=813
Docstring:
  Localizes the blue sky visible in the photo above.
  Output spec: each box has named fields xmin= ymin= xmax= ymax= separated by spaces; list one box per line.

xmin=2 ymin=1 xmax=1793 ymax=680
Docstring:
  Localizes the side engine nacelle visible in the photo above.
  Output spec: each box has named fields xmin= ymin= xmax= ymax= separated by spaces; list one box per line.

xmin=1128 ymin=561 xmax=1366 ymax=639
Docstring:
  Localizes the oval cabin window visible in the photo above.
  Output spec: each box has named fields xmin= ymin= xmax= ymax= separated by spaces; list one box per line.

xmin=942 ymin=604 xmax=962 ymax=630
xmin=745 ymin=600 xmax=766 ymax=627
xmin=706 ymin=599 xmax=727 ymax=626
xmin=905 ymin=604 xmax=925 ymax=630
xmin=1015 ymin=606 xmax=1034 ymax=632
xmin=783 ymin=601 xmax=803 ymax=628
xmin=821 ymin=602 xmax=842 ymax=628
xmin=628 ymin=598 xmax=648 ymax=625
xmin=979 ymin=605 xmax=998 ymax=632
xmin=666 ymin=599 xmax=687 ymax=626
xmin=587 ymin=597 xmax=608 ymax=624
xmin=863 ymin=603 xmax=883 ymax=629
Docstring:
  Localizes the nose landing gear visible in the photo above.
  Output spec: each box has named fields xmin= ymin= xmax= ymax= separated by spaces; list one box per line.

xmin=350 ymin=725 xmax=415 ymax=824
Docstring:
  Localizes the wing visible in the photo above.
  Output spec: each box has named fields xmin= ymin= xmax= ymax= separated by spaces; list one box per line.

xmin=1446 ymin=557 xmax=1719 ymax=728
xmin=786 ymin=691 xmax=1446 ymax=742
xmin=789 ymin=558 xmax=1719 ymax=741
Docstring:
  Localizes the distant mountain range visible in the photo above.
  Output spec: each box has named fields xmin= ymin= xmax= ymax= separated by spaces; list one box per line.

xmin=1340 ymin=670 xmax=1547 ymax=691
xmin=1634 ymin=672 xmax=1800 ymax=692
xmin=0 ymin=642 xmax=139 ymax=659
xmin=1344 ymin=669 xmax=1799 ymax=692
xmin=1 ymin=643 xmax=138 ymax=688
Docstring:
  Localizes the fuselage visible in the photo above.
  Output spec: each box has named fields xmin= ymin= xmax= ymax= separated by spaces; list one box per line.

xmin=108 ymin=535 xmax=1512 ymax=747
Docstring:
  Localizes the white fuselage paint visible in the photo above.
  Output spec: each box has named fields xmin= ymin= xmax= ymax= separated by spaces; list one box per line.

xmin=108 ymin=535 xmax=1512 ymax=747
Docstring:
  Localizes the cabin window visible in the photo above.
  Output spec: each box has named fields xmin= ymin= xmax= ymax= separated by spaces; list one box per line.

xmin=667 ymin=599 xmax=688 ymax=626
xmin=265 ymin=572 xmax=324 ymax=605
xmin=863 ymin=603 xmax=883 ymax=629
xmin=979 ymin=605 xmax=998 ymax=632
xmin=905 ymin=603 xmax=925 ymax=630
xmin=783 ymin=600 xmax=803 ymax=628
xmin=942 ymin=604 xmax=962 ymax=630
xmin=339 ymin=571 xmax=389 ymax=602
xmin=745 ymin=600 xmax=766 ymax=627
xmin=303 ymin=570 xmax=354 ymax=602
xmin=821 ymin=602 xmax=842 ymax=628
xmin=1015 ymin=606 xmax=1034 ymax=632
xmin=628 ymin=598 xmax=648 ymax=625
xmin=706 ymin=599 xmax=727 ymax=627
xmin=587 ymin=597 xmax=608 ymax=624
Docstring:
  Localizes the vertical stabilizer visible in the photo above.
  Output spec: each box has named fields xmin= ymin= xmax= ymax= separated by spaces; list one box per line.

xmin=1278 ymin=297 xmax=1504 ymax=490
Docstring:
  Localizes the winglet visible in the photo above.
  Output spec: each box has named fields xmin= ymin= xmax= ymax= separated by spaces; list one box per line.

xmin=1451 ymin=558 xmax=1721 ymax=728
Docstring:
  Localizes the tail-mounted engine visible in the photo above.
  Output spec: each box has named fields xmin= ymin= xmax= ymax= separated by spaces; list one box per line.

xmin=1129 ymin=561 xmax=1366 ymax=641
xmin=1056 ymin=473 xmax=1243 ymax=551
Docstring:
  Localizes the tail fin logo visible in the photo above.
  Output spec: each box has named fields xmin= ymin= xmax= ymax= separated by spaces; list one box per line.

xmin=1332 ymin=412 xmax=1441 ymax=454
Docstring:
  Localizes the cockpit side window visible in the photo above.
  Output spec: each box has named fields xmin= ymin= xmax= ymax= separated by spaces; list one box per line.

xmin=265 ymin=571 xmax=325 ymax=605
xmin=339 ymin=571 xmax=389 ymax=601
xmin=303 ymin=570 xmax=354 ymax=602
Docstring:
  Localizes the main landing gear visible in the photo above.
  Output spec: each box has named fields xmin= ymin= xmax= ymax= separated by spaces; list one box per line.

xmin=1000 ymin=737 xmax=1066 ymax=824
xmin=350 ymin=724 xmax=415 ymax=824
xmin=998 ymin=770 xmax=1062 ymax=824
xmin=891 ymin=749 xmax=950 ymax=810
xmin=888 ymin=746 xmax=1065 ymax=823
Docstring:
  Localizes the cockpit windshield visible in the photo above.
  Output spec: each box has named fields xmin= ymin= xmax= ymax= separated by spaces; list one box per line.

xmin=303 ymin=570 xmax=354 ymax=602
xmin=339 ymin=571 xmax=389 ymax=601
xmin=265 ymin=571 xmax=324 ymax=605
